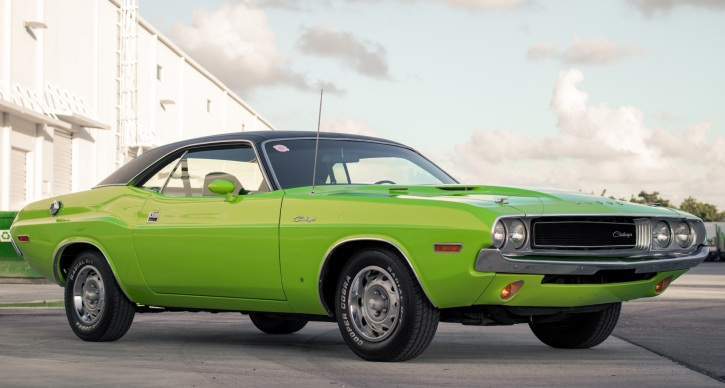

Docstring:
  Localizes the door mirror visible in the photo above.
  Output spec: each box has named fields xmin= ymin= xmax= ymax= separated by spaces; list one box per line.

xmin=207 ymin=179 xmax=237 ymax=202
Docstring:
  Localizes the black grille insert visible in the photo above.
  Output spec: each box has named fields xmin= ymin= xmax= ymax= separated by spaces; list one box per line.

xmin=532 ymin=216 xmax=636 ymax=250
xmin=541 ymin=270 xmax=656 ymax=285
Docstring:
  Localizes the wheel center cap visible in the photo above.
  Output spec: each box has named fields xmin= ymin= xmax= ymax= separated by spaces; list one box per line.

xmin=83 ymin=281 xmax=99 ymax=305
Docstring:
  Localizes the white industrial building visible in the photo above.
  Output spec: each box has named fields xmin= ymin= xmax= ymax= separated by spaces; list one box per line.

xmin=0 ymin=0 xmax=276 ymax=211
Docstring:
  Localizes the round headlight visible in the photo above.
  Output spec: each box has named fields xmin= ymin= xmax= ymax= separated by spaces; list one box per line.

xmin=674 ymin=222 xmax=692 ymax=248
xmin=492 ymin=221 xmax=506 ymax=248
xmin=652 ymin=221 xmax=671 ymax=248
xmin=509 ymin=219 xmax=527 ymax=249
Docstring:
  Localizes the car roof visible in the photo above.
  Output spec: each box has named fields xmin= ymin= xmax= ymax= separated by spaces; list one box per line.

xmin=163 ymin=131 xmax=405 ymax=148
xmin=95 ymin=131 xmax=405 ymax=187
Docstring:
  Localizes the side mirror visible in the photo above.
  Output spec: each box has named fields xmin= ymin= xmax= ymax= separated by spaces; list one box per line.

xmin=208 ymin=179 xmax=238 ymax=202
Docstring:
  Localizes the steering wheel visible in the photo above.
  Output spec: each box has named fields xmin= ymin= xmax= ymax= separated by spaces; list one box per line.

xmin=374 ymin=180 xmax=397 ymax=185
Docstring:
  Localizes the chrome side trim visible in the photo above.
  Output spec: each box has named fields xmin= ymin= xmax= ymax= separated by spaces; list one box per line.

xmin=317 ymin=237 xmax=437 ymax=315
xmin=52 ymin=241 xmax=133 ymax=301
xmin=259 ymin=137 xmax=459 ymax=190
xmin=10 ymin=237 xmax=23 ymax=257
xmin=474 ymin=245 xmax=709 ymax=275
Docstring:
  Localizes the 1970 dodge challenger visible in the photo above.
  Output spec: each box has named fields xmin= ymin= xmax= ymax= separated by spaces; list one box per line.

xmin=9 ymin=131 xmax=708 ymax=361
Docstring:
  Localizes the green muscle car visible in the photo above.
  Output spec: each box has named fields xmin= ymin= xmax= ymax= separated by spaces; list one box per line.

xmin=9 ymin=131 xmax=708 ymax=361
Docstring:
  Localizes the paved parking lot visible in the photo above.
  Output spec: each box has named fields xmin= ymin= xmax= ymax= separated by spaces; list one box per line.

xmin=0 ymin=264 xmax=723 ymax=387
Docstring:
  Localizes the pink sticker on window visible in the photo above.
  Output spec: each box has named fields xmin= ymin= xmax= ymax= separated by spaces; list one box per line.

xmin=273 ymin=144 xmax=289 ymax=152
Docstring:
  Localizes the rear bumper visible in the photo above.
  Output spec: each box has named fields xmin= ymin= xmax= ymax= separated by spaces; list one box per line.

xmin=475 ymin=245 xmax=709 ymax=275
xmin=10 ymin=236 xmax=23 ymax=257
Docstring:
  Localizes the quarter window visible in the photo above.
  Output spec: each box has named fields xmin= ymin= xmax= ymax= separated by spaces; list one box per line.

xmin=140 ymin=145 xmax=270 ymax=196
xmin=142 ymin=156 xmax=180 ymax=192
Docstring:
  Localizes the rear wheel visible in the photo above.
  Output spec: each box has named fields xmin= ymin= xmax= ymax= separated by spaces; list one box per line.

xmin=529 ymin=303 xmax=621 ymax=349
xmin=335 ymin=247 xmax=439 ymax=362
xmin=248 ymin=313 xmax=308 ymax=334
xmin=64 ymin=251 xmax=135 ymax=341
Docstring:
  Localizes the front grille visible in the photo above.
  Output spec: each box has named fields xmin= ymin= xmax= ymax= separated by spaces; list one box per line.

xmin=531 ymin=216 xmax=649 ymax=250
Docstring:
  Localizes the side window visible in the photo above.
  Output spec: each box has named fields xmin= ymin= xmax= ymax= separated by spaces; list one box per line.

xmin=154 ymin=146 xmax=269 ymax=197
xmin=326 ymin=163 xmax=350 ymax=185
xmin=142 ymin=156 xmax=181 ymax=192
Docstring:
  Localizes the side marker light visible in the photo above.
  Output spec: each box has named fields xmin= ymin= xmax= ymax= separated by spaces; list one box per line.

xmin=501 ymin=280 xmax=524 ymax=300
xmin=18 ymin=235 xmax=30 ymax=243
xmin=434 ymin=243 xmax=462 ymax=253
xmin=654 ymin=276 xmax=673 ymax=293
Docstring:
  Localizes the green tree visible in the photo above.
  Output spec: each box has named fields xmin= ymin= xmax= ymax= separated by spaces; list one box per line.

xmin=680 ymin=197 xmax=725 ymax=222
xmin=629 ymin=191 xmax=672 ymax=207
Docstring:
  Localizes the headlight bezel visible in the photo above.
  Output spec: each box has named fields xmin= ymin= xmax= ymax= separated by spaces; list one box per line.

xmin=673 ymin=221 xmax=693 ymax=248
xmin=652 ymin=220 xmax=672 ymax=249
xmin=491 ymin=221 xmax=506 ymax=249
xmin=508 ymin=219 xmax=527 ymax=249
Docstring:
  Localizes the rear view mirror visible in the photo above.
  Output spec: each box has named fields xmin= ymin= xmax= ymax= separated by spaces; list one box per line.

xmin=322 ymin=154 xmax=360 ymax=163
xmin=208 ymin=179 xmax=238 ymax=202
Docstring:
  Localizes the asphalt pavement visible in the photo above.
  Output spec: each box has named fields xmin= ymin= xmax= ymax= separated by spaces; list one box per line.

xmin=0 ymin=264 xmax=722 ymax=387
xmin=614 ymin=263 xmax=725 ymax=383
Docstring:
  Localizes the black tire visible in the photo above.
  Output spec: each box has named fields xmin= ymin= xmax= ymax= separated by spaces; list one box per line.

xmin=248 ymin=313 xmax=308 ymax=334
xmin=335 ymin=246 xmax=439 ymax=362
xmin=64 ymin=250 xmax=136 ymax=342
xmin=529 ymin=303 xmax=621 ymax=349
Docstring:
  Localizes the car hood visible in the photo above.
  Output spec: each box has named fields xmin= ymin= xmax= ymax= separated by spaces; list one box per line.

xmin=316 ymin=184 xmax=686 ymax=217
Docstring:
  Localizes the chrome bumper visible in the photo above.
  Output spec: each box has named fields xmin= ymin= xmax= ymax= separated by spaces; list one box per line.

xmin=474 ymin=245 xmax=709 ymax=275
xmin=10 ymin=237 xmax=23 ymax=257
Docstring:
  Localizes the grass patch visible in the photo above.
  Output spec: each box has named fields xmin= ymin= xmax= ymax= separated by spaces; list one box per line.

xmin=0 ymin=300 xmax=64 ymax=308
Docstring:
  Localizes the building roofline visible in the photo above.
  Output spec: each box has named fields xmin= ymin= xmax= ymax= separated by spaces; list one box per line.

xmin=107 ymin=0 xmax=277 ymax=131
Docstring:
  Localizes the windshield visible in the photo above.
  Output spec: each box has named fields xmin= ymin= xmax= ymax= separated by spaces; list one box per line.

xmin=263 ymin=139 xmax=457 ymax=190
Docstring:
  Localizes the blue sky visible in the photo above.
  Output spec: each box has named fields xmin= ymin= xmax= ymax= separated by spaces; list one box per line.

xmin=140 ymin=0 xmax=725 ymax=207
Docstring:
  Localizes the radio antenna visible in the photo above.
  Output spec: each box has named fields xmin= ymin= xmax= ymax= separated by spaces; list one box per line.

xmin=311 ymin=89 xmax=323 ymax=196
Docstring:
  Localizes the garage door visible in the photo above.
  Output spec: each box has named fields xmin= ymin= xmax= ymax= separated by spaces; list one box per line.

xmin=10 ymin=148 xmax=27 ymax=210
xmin=53 ymin=130 xmax=73 ymax=195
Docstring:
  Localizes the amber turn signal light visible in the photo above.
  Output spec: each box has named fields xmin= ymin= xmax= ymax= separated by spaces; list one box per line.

xmin=500 ymin=280 xmax=524 ymax=300
xmin=654 ymin=276 xmax=673 ymax=293
xmin=434 ymin=243 xmax=462 ymax=253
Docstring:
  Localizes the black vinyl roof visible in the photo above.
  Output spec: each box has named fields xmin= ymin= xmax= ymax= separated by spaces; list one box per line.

xmin=96 ymin=131 xmax=404 ymax=187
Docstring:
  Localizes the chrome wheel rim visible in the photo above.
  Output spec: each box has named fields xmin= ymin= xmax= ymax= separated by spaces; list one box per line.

xmin=348 ymin=265 xmax=400 ymax=342
xmin=73 ymin=265 xmax=105 ymax=325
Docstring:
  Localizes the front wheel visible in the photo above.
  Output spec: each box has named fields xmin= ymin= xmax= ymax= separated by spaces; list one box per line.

xmin=335 ymin=247 xmax=439 ymax=362
xmin=529 ymin=302 xmax=621 ymax=349
xmin=64 ymin=251 xmax=136 ymax=341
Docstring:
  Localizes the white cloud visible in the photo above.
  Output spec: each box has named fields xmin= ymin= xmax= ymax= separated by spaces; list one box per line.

xmin=627 ymin=0 xmax=725 ymax=17
xmin=258 ymin=0 xmax=527 ymax=12
xmin=168 ymin=1 xmax=342 ymax=94
xmin=526 ymin=42 xmax=559 ymax=61
xmin=434 ymin=0 xmax=524 ymax=11
xmin=296 ymin=24 xmax=390 ymax=79
xmin=658 ymin=111 xmax=682 ymax=122
xmin=435 ymin=69 xmax=725 ymax=208
xmin=321 ymin=118 xmax=378 ymax=137
xmin=527 ymin=37 xmax=645 ymax=65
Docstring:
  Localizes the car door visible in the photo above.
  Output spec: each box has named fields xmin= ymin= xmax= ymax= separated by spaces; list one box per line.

xmin=132 ymin=143 xmax=286 ymax=300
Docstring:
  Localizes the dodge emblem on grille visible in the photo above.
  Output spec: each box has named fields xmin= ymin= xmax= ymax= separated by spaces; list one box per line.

xmin=612 ymin=231 xmax=633 ymax=238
